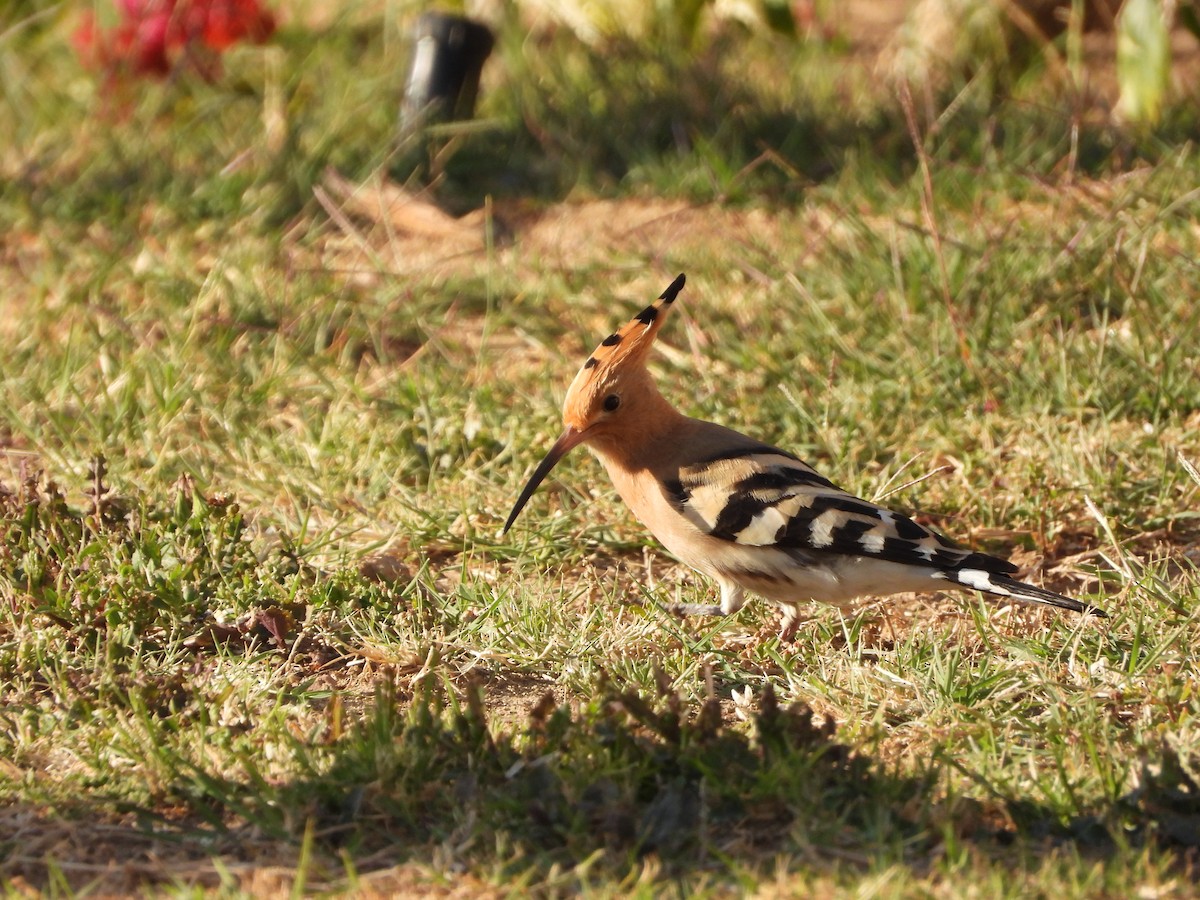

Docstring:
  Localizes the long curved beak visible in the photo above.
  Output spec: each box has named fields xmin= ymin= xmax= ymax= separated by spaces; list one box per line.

xmin=503 ymin=426 xmax=587 ymax=533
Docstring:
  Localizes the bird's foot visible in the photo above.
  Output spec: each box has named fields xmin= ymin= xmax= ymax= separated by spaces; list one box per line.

xmin=751 ymin=621 xmax=800 ymax=644
xmin=776 ymin=608 xmax=804 ymax=644
xmin=661 ymin=601 xmax=725 ymax=619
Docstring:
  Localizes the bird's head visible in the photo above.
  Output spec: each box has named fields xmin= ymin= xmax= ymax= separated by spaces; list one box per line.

xmin=503 ymin=273 xmax=686 ymax=533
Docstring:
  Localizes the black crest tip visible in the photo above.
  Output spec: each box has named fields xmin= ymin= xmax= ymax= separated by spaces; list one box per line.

xmin=659 ymin=273 xmax=686 ymax=303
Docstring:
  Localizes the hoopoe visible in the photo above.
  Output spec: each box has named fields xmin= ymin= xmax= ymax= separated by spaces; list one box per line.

xmin=504 ymin=274 xmax=1105 ymax=638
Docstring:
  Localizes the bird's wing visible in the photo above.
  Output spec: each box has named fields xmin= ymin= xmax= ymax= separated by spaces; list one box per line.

xmin=661 ymin=444 xmax=1017 ymax=576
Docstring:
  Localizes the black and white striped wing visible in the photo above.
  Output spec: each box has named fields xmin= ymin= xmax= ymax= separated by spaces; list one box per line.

xmin=661 ymin=445 xmax=1100 ymax=615
xmin=663 ymin=446 xmax=1012 ymax=572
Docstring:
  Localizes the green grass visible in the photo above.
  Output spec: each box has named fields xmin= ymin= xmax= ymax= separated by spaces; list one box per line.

xmin=2 ymin=1 xmax=1200 ymax=895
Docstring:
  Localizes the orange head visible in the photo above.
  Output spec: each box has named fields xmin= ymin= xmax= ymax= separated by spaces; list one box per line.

xmin=503 ymin=273 xmax=686 ymax=532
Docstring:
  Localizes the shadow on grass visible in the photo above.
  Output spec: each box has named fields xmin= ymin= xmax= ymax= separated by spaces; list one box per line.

xmin=7 ymin=673 xmax=1198 ymax=893
xmin=415 ymin=32 xmax=908 ymax=210
xmin=16 ymin=676 xmax=1200 ymax=897
xmin=293 ymin=675 xmax=1200 ymax=886
xmin=406 ymin=30 xmax=1200 ymax=215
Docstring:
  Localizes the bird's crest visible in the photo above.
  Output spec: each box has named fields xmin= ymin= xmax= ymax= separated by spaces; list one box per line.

xmin=566 ymin=273 xmax=685 ymax=390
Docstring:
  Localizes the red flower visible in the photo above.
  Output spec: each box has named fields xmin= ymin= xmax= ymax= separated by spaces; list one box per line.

xmin=74 ymin=0 xmax=276 ymax=82
xmin=197 ymin=0 xmax=277 ymax=50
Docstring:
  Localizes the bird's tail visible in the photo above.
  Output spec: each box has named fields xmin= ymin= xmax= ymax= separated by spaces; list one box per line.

xmin=947 ymin=569 xmax=1107 ymax=617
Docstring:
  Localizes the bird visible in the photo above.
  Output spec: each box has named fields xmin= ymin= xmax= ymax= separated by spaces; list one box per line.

xmin=504 ymin=274 xmax=1105 ymax=639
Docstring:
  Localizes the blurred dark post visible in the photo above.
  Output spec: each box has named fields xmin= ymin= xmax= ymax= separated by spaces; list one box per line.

xmin=401 ymin=12 xmax=495 ymax=132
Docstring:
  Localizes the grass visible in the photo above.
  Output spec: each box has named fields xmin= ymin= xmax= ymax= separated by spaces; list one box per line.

xmin=2 ymin=0 xmax=1200 ymax=895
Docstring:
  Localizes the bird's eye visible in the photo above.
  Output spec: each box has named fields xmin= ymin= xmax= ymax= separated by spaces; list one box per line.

xmin=602 ymin=394 xmax=621 ymax=412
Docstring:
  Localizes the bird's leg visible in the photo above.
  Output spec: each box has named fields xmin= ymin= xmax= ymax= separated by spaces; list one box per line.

xmin=663 ymin=582 xmax=745 ymax=620
xmin=777 ymin=605 xmax=803 ymax=643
